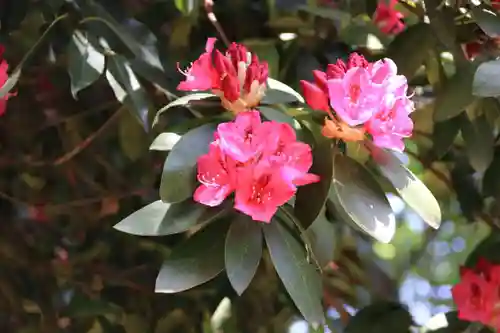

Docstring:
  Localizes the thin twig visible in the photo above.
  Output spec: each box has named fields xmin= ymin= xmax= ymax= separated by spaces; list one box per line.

xmin=204 ymin=0 xmax=231 ymax=47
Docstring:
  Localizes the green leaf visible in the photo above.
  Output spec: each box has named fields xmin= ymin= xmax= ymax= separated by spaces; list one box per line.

xmin=434 ymin=63 xmax=477 ymax=122
xmin=344 ymin=301 xmax=412 ymax=333
xmin=460 ymin=113 xmax=494 ymax=173
xmin=174 ymin=0 xmax=199 ymax=14
xmin=465 ymin=230 xmax=500 ymax=267
xmin=153 ymin=93 xmax=219 ymax=127
xmin=114 ymin=200 xmax=223 ymax=236
xmin=160 ymin=123 xmax=217 ymax=203
xmin=369 ymin=143 xmax=441 ymax=229
xmin=306 ymin=209 xmax=336 ymax=268
xmin=119 ymin=111 xmax=147 ymax=161
xmin=432 ymin=115 xmax=461 ymax=158
xmin=472 ymin=7 xmax=500 ymax=38
xmin=258 ymin=106 xmax=296 ymax=127
xmin=424 ymin=311 xmax=469 ymax=333
xmin=149 ymin=132 xmax=182 ymax=151
xmin=242 ymin=39 xmax=280 ymax=78
xmin=386 ymin=22 xmax=436 ymax=79
xmin=67 ymin=30 xmax=105 ymax=98
xmin=0 ymin=67 xmax=21 ymax=99
xmin=224 ymin=214 xmax=263 ymax=295
xmin=294 ymin=140 xmax=333 ymax=229
xmin=330 ymin=154 xmax=396 ymax=243
xmin=106 ymin=55 xmax=150 ymax=129
xmin=473 ymin=60 xmax=500 ymax=97
xmin=482 ymin=153 xmax=500 ymax=197
xmin=262 ymin=78 xmax=305 ymax=104
xmin=66 ymin=292 xmax=120 ymax=318
xmin=263 ymin=220 xmax=324 ymax=325
xmin=155 ymin=219 xmax=230 ymax=293
xmin=297 ymin=5 xmax=351 ymax=24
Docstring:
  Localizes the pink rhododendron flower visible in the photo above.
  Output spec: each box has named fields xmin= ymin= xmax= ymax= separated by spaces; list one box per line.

xmin=0 ymin=45 xmax=15 ymax=116
xmin=373 ymin=0 xmax=405 ymax=35
xmin=193 ymin=110 xmax=319 ymax=222
xmin=177 ymin=38 xmax=268 ymax=114
xmin=300 ymin=52 xmax=414 ymax=152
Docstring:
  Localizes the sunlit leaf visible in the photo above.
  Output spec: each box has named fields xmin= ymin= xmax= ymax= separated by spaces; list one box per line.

xmin=262 ymin=78 xmax=305 ymax=104
xmin=149 ymin=132 xmax=182 ymax=151
xmin=153 ymin=93 xmax=219 ymax=127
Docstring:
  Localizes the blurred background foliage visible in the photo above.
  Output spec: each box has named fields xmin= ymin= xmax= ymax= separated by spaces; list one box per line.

xmin=1 ymin=0 xmax=500 ymax=332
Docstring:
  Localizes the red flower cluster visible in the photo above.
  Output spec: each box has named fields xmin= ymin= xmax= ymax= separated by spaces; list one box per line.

xmin=194 ymin=110 xmax=319 ymax=222
xmin=178 ymin=38 xmax=269 ymax=114
xmin=373 ymin=0 xmax=405 ymax=35
xmin=452 ymin=258 xmax=500 ymax=331
xmin=0 ymin=45 xmax=15 ymax=116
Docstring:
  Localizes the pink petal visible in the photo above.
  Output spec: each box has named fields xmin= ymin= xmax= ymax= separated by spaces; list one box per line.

xmin=193 ymin=184 xmax=232 ymax=207
xmin=299 ymin=80 xmax=330 ymax=112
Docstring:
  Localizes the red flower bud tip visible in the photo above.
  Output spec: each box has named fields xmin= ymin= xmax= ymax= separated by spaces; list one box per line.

xmin=0 ymin=44 xmax=15 ymax=116
xmin=373 ymin=0 xmax=405 ymax=35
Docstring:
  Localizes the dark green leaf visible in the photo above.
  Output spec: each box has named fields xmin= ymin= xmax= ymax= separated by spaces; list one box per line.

xmin=149 ymin=132 xmax=182 ymax=151
xmin=66 ymin=292 xmax=120 ymax=318
xmin=262 ymin=78 xmax=305 ymax=104
xmin=153 ymin=93 xmax=219 ymax=127
xmin=434 ymin=63 xmax=477 ymax=122
xmin=119 ymin=110 xmax=147 ymax=161
xmin=369 ymin=143 xmax=441 ymax=229
xmin=294 ymin=140 xmax=333 ymax=229
xmin=472 ymin=7 xmax=500 ymax=38
xmin=386 ymin=22 xmax=436 ymax=78
xmin=465 ymin=230 xmax=500 ymax=267
xmin=224 ymin=214 xmax=263 ymax=295
xmin=432 ymin=115 xmax=461 ymax=158
xmin=460 ymin=113 xmax=494 ymax=173
xmin=113 ymin=200 xmax=224 ymax=236
xmin=258 ymin=106 xmax=296 ymax=126
xmin=473 ymin=60 xmax=500 ymax=97
xmin=155 ymin=219 xmax=230 ymax=293
xmin=67 ymin=30 xmax=105 ymax=98
xmin=106 ymin=55 xmax=150 ymax=129
xmin=306 ymin=209 xmax=336 ymax=268
xmin=344 ymin=301 xmax=412 ymax=333
xmin=330 ymin=154 xmax=396 ymax=243
xmin=424 ymin=311 xmax=469 ymax=333
xmin=483 ymin=152 xmax=500 ymax=197
xmin=263 ymin=220 xmax=324 ymax=325
xmin=160 ymin=123 xmax=217 ymax=203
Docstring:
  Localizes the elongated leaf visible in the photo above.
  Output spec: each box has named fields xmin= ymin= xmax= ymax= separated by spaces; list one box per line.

xmin=386 ymin=22 xmax=436 ymax=79
xmin=294 ymin=140 xmax=333 ymax=229
xmin=106 ymin=55 xmax=150 ymax=129
xmin=472 ymin=7 xmax=500 ymax=38
xmin=113 ymin=200 xmax=218 ymax=236
xmin=119 ymin=110 xmax=147 ymax=161
xmin=262 ymin=78 xmax=305 ymax=104
xmin=155 ymin=219 xmax=229 ymax=293
xmin=160 ymin=123 xmax=217 ymax=203
xmin=263 ymin=220 xmax=324 ymax=325
xmin=345 ymin=301 xmax=412 ymax=333
xmin=369 ymin=143 xmax=441 ymax=229
xmin=153 ymin=93 xmax=219 ymax=127
xmin=460 ymin=113 xmax=494 ymax=173
xmin=258 ymin=106 xmax=296 ymax=127
xmin=225 ymin=214 xmax=263 ymax=295
xmin=306 ymin=209 xmax=336 ymax=267
xmin=330 ymin=155 xmax=396 ymax=243
xmin=432 ymin=115 xmax=461 ymax=158
xmin=424 ymin=312 xmax=469 ymax=333
xmin=473 ymin=60 xmax=500 ymax=97
xmin=67 ymin=30 xmax=105 ymax=98
xmin=149 ymin=132 xmax=182 ymax=151
xmin=434 ymin=63 xmax=477 ymax=122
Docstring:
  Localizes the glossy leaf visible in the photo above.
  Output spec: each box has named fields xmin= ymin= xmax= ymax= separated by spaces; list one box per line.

xmin=294 ymin=140 xmax=333 ymax=229
xmin=424 ymin=311 xmax=469 ymax=333
xmin=262 ymin=78 xmax=305 ymax=104
xmin=434 ymin=63 xmax=477 ymax=122
xmin=460 ymin=113 xmax=494 ymax=173
xmin=330 ymin=154 xmax=396 ymax=243
xmin=153 ymin=93 xmax=219 ymax=127
xmin=113 ymin=200 xmax=218 ymax=236
xmin=106 ymin=55 xmax=150 ymax=129
xmin=155 ymin=219 xmax=230 ymax=293
xmin=473 ymin=60 xmax=500 ymax=97
xmin=432 ymin=115 xmax=461 ymax=158
xmin=305 ymin=209 xmax=336 ymax=268
xmin=345 ymin=301 xmax=412 ymax=333
xmin=386 ymin=22 xmax=436 ymax=78
xmin=465 ymin=231 xmax=500 ymax=267
xmin=160 ymin=123 xmax=217 ymax=203
xmin=258 ymin=106 xmax=296 ymax=127
xmin=263 ymin=219 xmax=324 ymax=325
xmin=67 ymin=30 xmax=105 ymax=98
xmin=472 ymin=7 xmax=500 ymax=38
xmin=149 ymin=132 xmax=182 ymax=151
xmin=224 ymin=214 xmax=263 ymax=295
xmin=369 ymin=143 xmax=441 ymax=229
